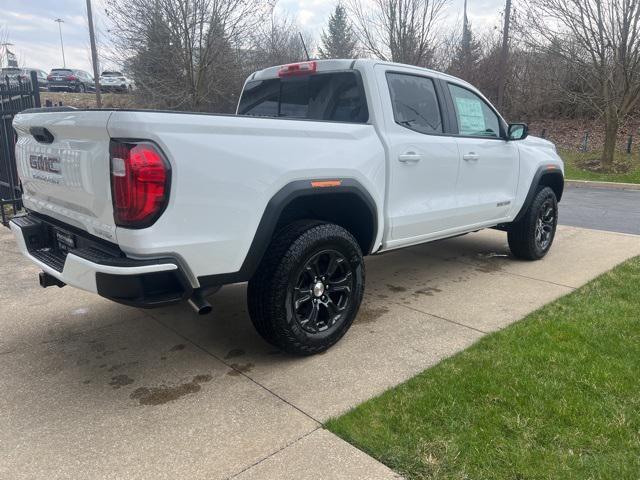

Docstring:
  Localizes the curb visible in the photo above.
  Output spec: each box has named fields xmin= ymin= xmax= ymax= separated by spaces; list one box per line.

xmin=565 ymin=179 xmax=640 ymax=191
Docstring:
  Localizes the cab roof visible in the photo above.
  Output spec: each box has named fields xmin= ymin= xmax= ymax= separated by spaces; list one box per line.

xmin=249 ymin=58 xmax=473 ymax=89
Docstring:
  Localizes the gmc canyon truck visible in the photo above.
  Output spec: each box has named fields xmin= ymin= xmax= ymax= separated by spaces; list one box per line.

xmin=10 ymin=59 xmax=564 ymax=355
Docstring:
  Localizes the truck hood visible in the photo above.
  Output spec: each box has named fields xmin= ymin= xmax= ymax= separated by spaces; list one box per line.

xmin=521 ymin=135 xmax=556 ymax=151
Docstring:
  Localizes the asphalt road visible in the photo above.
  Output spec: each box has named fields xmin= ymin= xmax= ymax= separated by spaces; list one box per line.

xmin=559 ymin=185 xmax=640 ymax=235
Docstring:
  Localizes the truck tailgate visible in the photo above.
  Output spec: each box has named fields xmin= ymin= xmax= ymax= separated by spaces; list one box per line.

xmin=12 ymin=110 xmax=117 ymax=242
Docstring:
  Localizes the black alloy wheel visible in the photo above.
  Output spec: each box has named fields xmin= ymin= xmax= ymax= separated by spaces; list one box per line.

xmin=291 ymin=249 xmax=354 ymax=334
xmin=535 ymin=198 xmax=556 ymax=251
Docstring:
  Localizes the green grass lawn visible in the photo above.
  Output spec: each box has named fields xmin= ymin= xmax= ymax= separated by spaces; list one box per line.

xmin=327 ymin=257 xmax=640 ymax=479
xmin=561 ymin=149 xmax=640 ymax=184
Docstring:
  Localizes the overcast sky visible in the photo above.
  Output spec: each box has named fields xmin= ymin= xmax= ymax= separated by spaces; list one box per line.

xmin=0 ymin=0 xmax=504 ymax=73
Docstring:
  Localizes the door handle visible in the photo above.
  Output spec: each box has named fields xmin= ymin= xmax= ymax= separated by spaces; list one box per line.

xmin=398 ymin=152 xmax=422 ymax=163
xmin=463 ymin=152 xmax=480 ymax=162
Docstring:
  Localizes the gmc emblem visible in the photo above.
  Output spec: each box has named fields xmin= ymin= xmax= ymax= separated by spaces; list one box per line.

xmin=29 ymin=154 xmax=60 ymax=174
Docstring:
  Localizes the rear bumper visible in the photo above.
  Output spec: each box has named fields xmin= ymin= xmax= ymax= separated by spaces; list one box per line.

xmin=10 ymin=214 xmax=193 ymax=308
xmin=47 ymin=83 xmax=77 ymax=91
xmin=101 ymin=84 xmax=127 ymax=92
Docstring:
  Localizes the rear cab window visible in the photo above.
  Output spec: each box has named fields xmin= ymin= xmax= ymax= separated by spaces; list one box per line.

xmin=386 ymin=72 xmax=443 ymax=134
xmin=238 ymin=71 xmax=369 ymax=123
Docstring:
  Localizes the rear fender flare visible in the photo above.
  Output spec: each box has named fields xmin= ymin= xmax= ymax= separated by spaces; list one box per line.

xmin=198 ymin=178 xmax=378 ymax=287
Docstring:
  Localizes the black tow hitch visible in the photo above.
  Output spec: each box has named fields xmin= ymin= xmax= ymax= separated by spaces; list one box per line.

xmin=39 ymin=271 xmax=66 ymax=289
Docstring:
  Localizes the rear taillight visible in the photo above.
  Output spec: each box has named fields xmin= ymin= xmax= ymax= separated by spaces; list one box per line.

xmin=66 ymin=75 xmax=78 ymax=81
xmin=278 ymin=61 xmax=317 ymax=77
xmin=109 ymin=140 xmax=170 ymax=228
xmin=47 ymin=75 xmax=53 ymax=80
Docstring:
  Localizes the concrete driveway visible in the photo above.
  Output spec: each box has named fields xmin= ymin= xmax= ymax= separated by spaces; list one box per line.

xmin=1 ymin=224 xmax=639 ymax=479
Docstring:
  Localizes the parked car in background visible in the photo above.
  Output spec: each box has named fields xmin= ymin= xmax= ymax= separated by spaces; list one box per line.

xmin=99 ymin=71 xmax=134 ymax=93
xmin=47 ymin=69 xmax=95 ymax=93
xmin=1 ymin=68 xmax=49 ymax=90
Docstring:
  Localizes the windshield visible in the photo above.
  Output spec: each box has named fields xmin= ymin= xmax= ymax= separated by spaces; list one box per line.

xmin=101 ymin=72 xmax=123 ymax=77
xmin=1 ymin=68 xmax=20 ymax=75
xmin=51 ymin=69 xmax=73 ymax=74
xmin=238 ymin=71 xmax=368 ymax=123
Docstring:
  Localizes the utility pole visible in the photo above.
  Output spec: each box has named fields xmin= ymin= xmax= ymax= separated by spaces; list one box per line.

xmin=496 ymin=0 xmax=511 ymax=112
xmin=463 ymin=0 xmax=469 ymax=39
xmin=54 ymin=19 xmax=66 ymax=68
xmin=86 ymin=0 xmax=102 ymax=108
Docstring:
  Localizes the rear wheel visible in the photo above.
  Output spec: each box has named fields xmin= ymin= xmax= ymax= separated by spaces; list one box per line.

xmin=247 ymin=221 xmax=365 ymax=356
xmin=78 ymin=83 xmax=86 ymax=93
xmin=508 ymin=186 xmax=558 ymax=260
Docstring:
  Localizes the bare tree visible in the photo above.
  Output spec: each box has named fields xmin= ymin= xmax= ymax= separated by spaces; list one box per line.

xmin=524 ymin=0 xmax=640 ymax=167
xmin=105 ymin=0 xmax=271 ymax=112
xmin=346 ymin=0 xmax=449 ymax=66
xmin=248 ymin=11 xmax=312 ymax=69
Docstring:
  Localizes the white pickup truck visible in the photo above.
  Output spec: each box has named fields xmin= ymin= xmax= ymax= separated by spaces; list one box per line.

xmin=10 ymin=59 xmax=564 ymax=355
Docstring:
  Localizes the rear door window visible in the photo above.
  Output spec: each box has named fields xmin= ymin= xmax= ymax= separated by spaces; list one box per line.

xmin=238 ymin=71 xmax=368 ymax=123
xmin=386 ymin=72 xmax=443 ymax=134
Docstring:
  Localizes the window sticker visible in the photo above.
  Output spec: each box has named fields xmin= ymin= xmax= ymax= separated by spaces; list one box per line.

xmin=455 ymin=97 xmax=486 ymax=134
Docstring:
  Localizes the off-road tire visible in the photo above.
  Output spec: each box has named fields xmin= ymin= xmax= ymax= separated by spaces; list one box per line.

xmin=508 ymin=186 xmax=558 ymax=260
xmin=247 ymin=221 xmax=365 ymax=356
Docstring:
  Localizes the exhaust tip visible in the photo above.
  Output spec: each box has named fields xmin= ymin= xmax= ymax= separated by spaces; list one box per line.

xmin=188 ymin=290 xmax=212 ymax=315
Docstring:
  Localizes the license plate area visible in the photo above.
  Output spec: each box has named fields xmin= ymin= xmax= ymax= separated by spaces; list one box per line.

xmin=54 ymin=228 xmax=76 ymax=252
xmin=17 ymin=214 xmax=124 ymax=272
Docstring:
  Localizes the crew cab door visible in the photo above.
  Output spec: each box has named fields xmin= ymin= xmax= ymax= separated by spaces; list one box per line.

xmin=375 ymin=65 xmax=460 ymax=249
xmin=445 ymin=82 xmax=519 ymax=225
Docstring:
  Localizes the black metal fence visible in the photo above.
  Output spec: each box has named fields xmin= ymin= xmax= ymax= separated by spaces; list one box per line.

xmin=0 ymin=71 xmax=40 ymax=226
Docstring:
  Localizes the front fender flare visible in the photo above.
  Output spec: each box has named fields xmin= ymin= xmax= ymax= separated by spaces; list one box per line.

xmin=513 ymin=165 xmax=564 ymax=223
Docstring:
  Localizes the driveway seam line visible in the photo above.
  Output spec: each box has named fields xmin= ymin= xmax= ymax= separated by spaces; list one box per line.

xmin=437 ymin=256 xmax=579 ymax=290
xmin=141 ymin=310 xmax=323 ymax=426
xmin=37 ymin=316 xmax=137 ymax=345
xmin=400 ymin=243 xmax=579 ymax=289
xmin=392 ymin=302 xmax=488 ymax=335
xmin=225 ymin=426 xmax=322 ymax=479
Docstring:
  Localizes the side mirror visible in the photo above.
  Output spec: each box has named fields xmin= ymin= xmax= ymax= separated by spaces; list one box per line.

xmin=508 ymin=123 xmax=528 ymax=141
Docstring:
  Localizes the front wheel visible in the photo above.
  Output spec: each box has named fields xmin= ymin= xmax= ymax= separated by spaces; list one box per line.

xmin=508 ymin=186 xmax=558 ymax=260
xmin=247 ymin=221 xmax=365 ymax=356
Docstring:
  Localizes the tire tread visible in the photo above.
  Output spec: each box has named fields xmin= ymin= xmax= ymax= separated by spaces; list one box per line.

xmin=508 ymin=186 xmax=558 ymax=260
xmin=248 ymin=221 xmax=364 ymax=355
